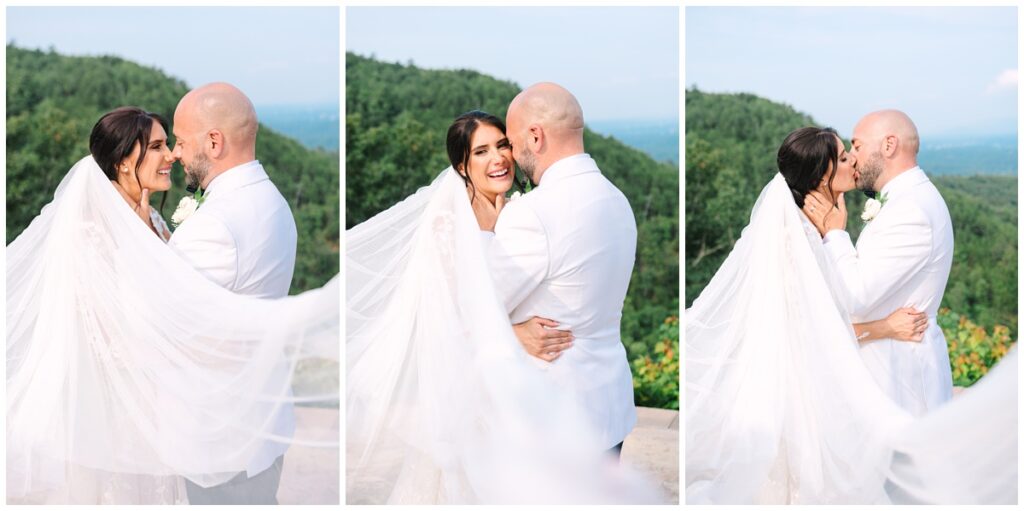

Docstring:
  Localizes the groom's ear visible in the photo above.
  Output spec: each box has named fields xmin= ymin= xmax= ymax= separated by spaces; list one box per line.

xmin=207 ymin=129 xmax=225 ymax=158
xmin=882 ymin=135 xmax=899 ymax=158
xmin=527 ymin=124 xmax=544 ymax=151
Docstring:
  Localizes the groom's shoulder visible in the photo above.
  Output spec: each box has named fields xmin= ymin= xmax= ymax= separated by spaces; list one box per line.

xmin=900 ymin=177 xmax=951 ymax=222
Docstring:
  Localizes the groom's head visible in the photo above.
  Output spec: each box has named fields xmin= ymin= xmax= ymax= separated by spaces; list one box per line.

xmin=850 ymin=109 xmax=920 ymax=192
xmin=172 ymin=82 xmax=259 ymax=189
xmin=505 ymin=82 xmax=585 ymax=185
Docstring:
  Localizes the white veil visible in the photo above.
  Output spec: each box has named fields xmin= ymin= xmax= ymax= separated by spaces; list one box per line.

xmin=685 ymin=174 xmax=911 ymax=503
xmin=7 ymin=156 xmax=339 ymax=501
xmin=686 ymin=173 xmax=1018 ymax=504
xmin=884 ymin=346 xmax=1018 ymax=504
xmin=346 ymin=168 xmax=664 ymax=504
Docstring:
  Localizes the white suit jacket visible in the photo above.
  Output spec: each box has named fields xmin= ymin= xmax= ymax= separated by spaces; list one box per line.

xmin=486 ymin=154 xmax=638 ymax=449
xmin=823 ymin=166 xmax=954 ymax=416
xmin=169 ymin=160 xmax=298 ymax=476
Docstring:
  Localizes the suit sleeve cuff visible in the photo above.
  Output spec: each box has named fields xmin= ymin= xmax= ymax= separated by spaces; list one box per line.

xmin=823 ymin=229 xmax=850 ymax=245
xmin=823 ymin=229 xmax=856 ymax=259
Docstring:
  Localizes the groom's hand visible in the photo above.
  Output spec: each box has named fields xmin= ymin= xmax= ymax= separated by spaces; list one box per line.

xmin=513 ymin=317 xmax=574 ymax=362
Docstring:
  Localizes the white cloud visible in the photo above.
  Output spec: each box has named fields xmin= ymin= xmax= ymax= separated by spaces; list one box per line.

xmin=987 ymin=69 xmax=1017 ymax=93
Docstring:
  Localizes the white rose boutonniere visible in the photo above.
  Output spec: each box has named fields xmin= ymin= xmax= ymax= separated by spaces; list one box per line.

xmin=509 ymin=191 xmax=523 ymax=202
xmin=171 ymin=190 xmax=205 ymax=227
xmin=861 ymin=193 xmax=888 ymax=222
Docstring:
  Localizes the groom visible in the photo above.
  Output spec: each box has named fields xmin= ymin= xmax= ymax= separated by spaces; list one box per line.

xmin=169 ymin=82 xmax=298 ymax=503
xmin=806 ymin=110 xmax=954 ymax=416
xmin=482 ymin=82 xmax=638 ymax=456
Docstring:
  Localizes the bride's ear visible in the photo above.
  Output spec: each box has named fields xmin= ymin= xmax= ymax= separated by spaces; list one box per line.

xmin=116 ymin=159 xmax=132 ymax=176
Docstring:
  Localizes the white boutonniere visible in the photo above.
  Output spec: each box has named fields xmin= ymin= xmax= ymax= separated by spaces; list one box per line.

xmin=509 ymin=190 xmax=523 ymax=202
xmin=861 ymin=193 xmax=888 ymax=222
xmin=171 ymin=189 xmax=204 ymax=227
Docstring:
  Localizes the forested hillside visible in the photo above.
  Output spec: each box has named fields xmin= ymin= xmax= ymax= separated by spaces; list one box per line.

xmin=347 ymin=52 xmax=680 ymax=408
xmin=6 ymin=45 xmax=339 ymax=293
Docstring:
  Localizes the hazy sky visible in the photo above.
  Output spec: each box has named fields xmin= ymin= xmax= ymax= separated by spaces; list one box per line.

xmin=6 ymin=7 xmax=340 ymax=108
xmin=347 ymin=7 xmax=679 ymax=122
xmin=686 ymin=7 xmax=1017 ymax=138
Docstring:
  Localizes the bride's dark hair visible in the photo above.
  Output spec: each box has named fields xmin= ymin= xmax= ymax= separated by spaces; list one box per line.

xmin=777 ymin=126 xmax=840 ymax=208
xmin=89 ymin=106 xmax=170 ymax=211
xmin=446 ymin=110 xmax=525 ymax=203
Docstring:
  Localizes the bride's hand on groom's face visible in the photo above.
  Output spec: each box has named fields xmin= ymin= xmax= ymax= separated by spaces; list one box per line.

xmin=513 ymin=316 xmax=574 ymax=362
xmin=803 ymin=191 xmax=847 ymax=237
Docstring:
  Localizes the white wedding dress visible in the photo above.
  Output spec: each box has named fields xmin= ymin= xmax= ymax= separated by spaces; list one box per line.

xmin=685 ymin=173 xmax=1017 ymax=504
xmin=7 ymin=156 xmax=339 ymax=504
xmin=346 ymin=168 xmax=663 ymax=504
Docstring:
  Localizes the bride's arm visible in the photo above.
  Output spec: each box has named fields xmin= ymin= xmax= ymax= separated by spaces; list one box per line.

xmin=853 ymin=307 xmax=928 ymax=343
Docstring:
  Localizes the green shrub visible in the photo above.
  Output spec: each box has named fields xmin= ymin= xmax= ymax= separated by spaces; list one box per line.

xmin=631 ymin=315 xmax=679 ymax=410
xmin=941 ymin=308 xmax=1015 ymax=387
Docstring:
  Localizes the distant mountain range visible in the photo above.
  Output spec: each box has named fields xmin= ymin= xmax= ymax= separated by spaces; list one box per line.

xmin=257 ymin=104 xmax=340 ymax=152
xmin=918 ymin=134 xmax=1017 ymax=175
xmin=587 ymin=119 xmax=679 ymax=164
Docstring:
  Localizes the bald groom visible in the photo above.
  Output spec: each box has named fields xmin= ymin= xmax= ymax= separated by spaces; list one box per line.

xmin=169 ymin=82 xmax=298 ymax=504
xmin=485 ymin=83 xmax=639 ymax=456
xmin=807 ymin=109 xmax=955 ymax=416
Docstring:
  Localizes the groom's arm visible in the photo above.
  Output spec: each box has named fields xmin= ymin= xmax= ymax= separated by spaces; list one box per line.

xmin=822 ymin=202 xmax=932 ymax=316
xmin=168 ymin=215 xmax=239 ymax=290
xmin=485 ymin=202 xmax=549 ymax=314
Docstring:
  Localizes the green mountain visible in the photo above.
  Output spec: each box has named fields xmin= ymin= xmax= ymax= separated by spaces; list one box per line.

xmin=6 ymin=45 xmax=339 ymax=294
xmin=685 ymin=87 xmax=1017 ymax=338
xmin=346 ymin=52 xmax=680 ymax=407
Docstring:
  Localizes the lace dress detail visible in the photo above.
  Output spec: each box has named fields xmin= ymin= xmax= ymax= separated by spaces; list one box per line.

xmin=150 ymin=209 xmax=171 ymax=243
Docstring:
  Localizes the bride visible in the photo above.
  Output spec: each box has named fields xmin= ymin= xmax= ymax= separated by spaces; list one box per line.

xmin=346 ymin=111 xmax=661 ymax=504
xmin=7 ymin=107 xmax=338 ymax=504
xmin=685 ymin=126 xmax=1017 ymax=504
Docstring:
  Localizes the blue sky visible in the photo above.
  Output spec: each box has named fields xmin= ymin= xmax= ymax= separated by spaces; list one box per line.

xmin=347 ymin=6 xmax=679 ymax=122
xmin=6 ymin=7 xmax=340 ymax=108
xmin=686 ymin=7 xmax=1017 ymax=138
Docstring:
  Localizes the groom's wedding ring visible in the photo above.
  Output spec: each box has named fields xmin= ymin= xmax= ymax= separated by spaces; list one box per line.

xmin=810 ymin=205 xmax=816 ymax=213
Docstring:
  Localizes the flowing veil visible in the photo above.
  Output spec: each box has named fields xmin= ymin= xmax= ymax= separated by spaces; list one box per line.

xmin=7 ymin=156 xmax=339 ymax=503
xmin=685 ymin=174 xmax=912 ymax=503
xmin=346 ymin=168 xmax=663 ymax=504
xmin=686 ymin=173 xmax=1019 ymax=504
xmin=884 ymin=346 xmax=1018 ymax=504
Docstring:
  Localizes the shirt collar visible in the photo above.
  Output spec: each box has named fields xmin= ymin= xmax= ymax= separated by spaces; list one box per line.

xmin=203 ymin=160 xmax=267 ymax=199
xmin=537 ymin=153 xmax=598 ymax=186
xmin=880 ymin=166 xmax=928 ymax=198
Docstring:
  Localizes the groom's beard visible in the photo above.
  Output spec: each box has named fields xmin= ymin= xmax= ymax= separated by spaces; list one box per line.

xmin=184 ymin=152 xmax=212 ymax=191
xmin=856 ymin=151 xmax=884 ymax=192
xmin=517 ymin=148 xmax=539 ymax=185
